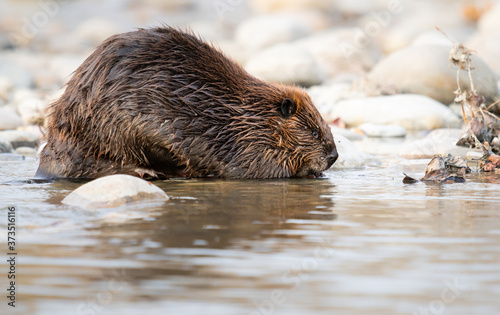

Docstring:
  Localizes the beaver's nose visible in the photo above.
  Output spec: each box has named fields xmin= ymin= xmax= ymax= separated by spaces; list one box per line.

xmin=326 ymin=149 xmax=338 ymax=169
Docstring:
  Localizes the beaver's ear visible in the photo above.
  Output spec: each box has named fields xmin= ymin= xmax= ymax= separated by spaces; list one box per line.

xmin=280 ymin=98 xmax=297 ymax=118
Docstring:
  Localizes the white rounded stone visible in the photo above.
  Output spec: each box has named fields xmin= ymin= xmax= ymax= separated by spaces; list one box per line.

xmin=245 ymin=43 xmax=325 ymax=87
xmin=235 ymin=14 xmax=310 ymax=50
xmin=358 ymin=123 xmax=406 ymax=137
xmin=327 ymin=94 xmax=460 ymax=130
xmin=62 ymin=175 xmax=169 ymax=209
xmin=369 ymin=45 xmax=498 ymax=105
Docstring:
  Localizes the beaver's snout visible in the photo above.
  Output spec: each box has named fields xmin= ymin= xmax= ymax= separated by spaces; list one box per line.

xmin=324 ymin=140 xmax=338 ymax=170
xmin=326 ymin=150 xmax=338 ymax=169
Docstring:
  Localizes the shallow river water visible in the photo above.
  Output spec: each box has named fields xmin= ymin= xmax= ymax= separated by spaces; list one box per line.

xmin=1 ymin=154 xmax=499 ymax=315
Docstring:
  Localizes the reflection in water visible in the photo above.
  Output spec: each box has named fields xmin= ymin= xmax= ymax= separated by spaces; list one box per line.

xmin=1 ymin=158 xmax=500 ymax=315
xmin=133 ymin=179 xmax=337 ymax=249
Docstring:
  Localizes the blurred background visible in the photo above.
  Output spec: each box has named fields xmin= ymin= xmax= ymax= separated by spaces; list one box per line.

xmin=0 ymin=0 xmax=499 ymax=138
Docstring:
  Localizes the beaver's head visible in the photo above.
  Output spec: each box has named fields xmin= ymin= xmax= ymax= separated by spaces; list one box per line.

xmin=268 ymin=86 xmax=338 ymax=178
xmin=234 ymin=84 xmax=338 ymax=178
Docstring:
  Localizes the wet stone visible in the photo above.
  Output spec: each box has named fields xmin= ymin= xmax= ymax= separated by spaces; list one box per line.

xmin=62 ymin=175 xmax=170 ymax=209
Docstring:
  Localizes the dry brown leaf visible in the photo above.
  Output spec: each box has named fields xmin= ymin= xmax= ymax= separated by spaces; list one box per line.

xmin=488 ymin=154 xmax=500 ymax=166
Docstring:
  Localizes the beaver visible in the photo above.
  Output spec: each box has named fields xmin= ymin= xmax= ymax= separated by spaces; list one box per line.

xmin=35 ymin=27 xmax=338 ymax=179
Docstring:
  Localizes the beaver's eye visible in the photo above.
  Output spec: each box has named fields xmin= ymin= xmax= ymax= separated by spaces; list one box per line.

xmin=312 ymin=130 xmax=319 ymax=139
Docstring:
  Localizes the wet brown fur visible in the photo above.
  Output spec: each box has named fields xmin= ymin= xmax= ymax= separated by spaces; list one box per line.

xmin=36 ymin=27 xmax=338 ymax=179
